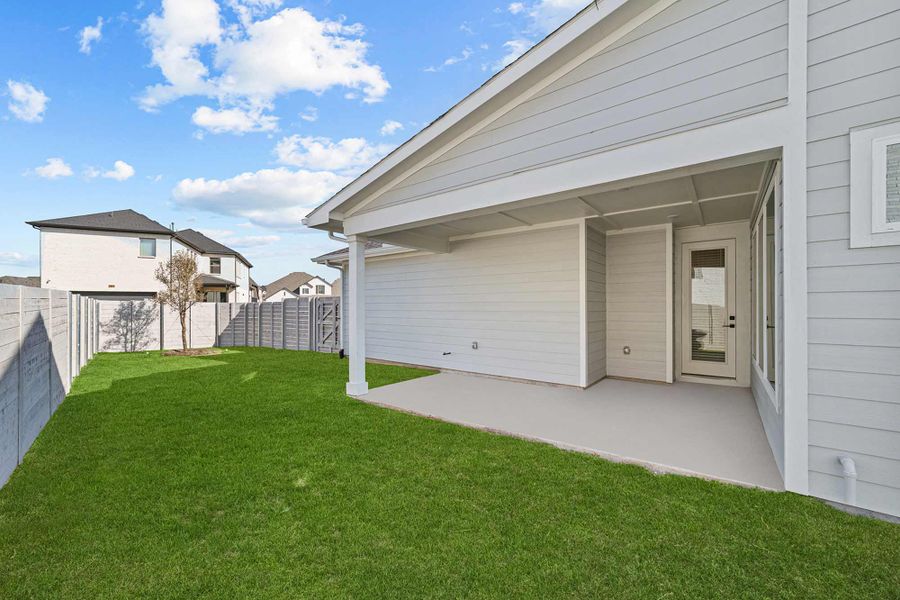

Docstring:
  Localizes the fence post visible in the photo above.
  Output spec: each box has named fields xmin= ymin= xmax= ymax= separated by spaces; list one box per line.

xmin=47 ymin=289 xmax=53 ymax=410
xmin=16 ymin=286 xmax=23 ymax=464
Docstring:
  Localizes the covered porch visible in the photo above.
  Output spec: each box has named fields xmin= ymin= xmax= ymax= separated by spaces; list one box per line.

xmin=363 ymin=371 xmax=783 ymax=490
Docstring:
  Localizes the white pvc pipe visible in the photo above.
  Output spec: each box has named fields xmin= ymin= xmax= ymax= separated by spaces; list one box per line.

xmin=837 ymin=456 xmax=857 ymax=506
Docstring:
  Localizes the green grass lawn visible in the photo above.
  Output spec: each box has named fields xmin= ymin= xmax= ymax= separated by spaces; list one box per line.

xmin=0 ymin=348 xmax=896 ymax=599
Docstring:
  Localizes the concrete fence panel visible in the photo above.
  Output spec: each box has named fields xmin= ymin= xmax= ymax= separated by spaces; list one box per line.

xmin=0 ymin=284 xmax=96 ymax=488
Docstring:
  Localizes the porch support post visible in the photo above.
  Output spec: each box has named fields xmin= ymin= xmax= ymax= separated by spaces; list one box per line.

xmin=346 ymin=234 xmax=368 ymax=396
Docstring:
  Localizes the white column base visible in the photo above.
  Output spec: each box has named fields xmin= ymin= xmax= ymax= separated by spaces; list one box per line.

xmin=346 ymin=381 xmax=369 ymax=396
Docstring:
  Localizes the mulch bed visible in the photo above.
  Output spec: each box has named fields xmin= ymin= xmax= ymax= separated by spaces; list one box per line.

xmin=161 ymin=348 xmax=223 ymax=357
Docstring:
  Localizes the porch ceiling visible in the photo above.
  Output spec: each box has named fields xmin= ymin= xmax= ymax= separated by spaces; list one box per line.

xmin=373 ymin=159 xmax=769 ymax=247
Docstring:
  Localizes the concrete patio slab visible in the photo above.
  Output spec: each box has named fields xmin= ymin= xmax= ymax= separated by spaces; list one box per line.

xmin=362 ymin=373 xmax=784 ymax=490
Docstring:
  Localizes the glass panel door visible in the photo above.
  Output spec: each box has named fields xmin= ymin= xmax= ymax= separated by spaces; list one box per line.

xmin=681 ymin=240 xmax=736 ymax=378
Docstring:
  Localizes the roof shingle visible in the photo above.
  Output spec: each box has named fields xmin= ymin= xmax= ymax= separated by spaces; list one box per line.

xmin=26 ymin=209 xmax=172 ymax=235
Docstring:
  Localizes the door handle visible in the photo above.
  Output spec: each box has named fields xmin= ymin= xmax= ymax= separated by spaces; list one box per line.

xmin=721 ymin=324 xmax=735 ymax=328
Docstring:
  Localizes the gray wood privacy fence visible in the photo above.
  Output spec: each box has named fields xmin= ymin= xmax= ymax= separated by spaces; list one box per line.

xmin=0 ymin=284 xmax=99 ymax=487
xmin=96 ymin=297 xmax=341 ymax=354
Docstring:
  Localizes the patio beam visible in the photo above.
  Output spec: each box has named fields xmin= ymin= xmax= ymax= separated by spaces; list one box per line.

xmin=374 ymin=230 xmax=450 ymax=254
xmin=685 ymin=176 xmax=705 ymax=226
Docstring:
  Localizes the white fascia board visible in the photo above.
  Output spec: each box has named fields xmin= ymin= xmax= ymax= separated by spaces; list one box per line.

xmin=305 ymin=0 xmax=639 ymax=228
xmin=344 ymin=107 xmax=791 ymax=236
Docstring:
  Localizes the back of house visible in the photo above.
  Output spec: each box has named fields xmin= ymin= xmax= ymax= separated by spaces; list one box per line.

xmin=307 ymin=0 xmax=900 ymax=518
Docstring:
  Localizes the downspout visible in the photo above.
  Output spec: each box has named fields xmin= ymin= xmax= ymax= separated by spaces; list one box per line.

xmin=837 ymin=456 xmax=857 ymax=506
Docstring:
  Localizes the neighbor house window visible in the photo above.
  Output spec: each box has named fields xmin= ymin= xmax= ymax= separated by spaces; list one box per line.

xmin=210 ymin=257 xmax=221 ymax=274
xmin=302 ymin=287 xmax=310 ymax=295
xmin=139 ymin=238 xmax=156 ymax=257
xmin=850 ymin=121 xmax=900 ymax=247
xmin=316 ymin=285 xmax=325 ymax=294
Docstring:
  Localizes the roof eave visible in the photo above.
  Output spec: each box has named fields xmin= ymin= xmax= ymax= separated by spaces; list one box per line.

xmin=304 ymin=0 xmax=626 ymax=229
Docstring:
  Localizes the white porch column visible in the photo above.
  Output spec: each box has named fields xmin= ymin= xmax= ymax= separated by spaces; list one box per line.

xmin=346 ymin=234 xmax=368 ymax=396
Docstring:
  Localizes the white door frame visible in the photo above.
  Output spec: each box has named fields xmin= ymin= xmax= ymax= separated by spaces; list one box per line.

xmin=680 ymin=238 xmax=737 ymax=379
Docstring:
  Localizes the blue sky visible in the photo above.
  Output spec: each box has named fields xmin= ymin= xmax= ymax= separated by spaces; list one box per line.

xmin=0 ymin=0 xmax=582 ymax=285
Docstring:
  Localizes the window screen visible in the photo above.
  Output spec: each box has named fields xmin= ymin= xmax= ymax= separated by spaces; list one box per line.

xmin=139 ymin=238 xmax=156 ymax=257
xmin=886 ymin=142 xmax=900 ymax=225
xmin=210 ymin=257 xmax=221 ymax=274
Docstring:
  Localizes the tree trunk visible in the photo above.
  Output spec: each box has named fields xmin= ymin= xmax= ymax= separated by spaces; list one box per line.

xmin=180 ymin=309 xmax=188 ymax=351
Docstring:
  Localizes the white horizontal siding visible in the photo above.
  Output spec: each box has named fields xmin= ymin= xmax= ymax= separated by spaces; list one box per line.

xmin=606 ymin=229 xmax=667 ymax=381
xmin=363 ymin=226 xmax=581 ymax=385
xmin=804 ymin=0 xmax=900 ymax=517
xmin=363 ymin=0 xmax=788 ymax=213
xmin=585 ymin=225 xmax=606 ymax=385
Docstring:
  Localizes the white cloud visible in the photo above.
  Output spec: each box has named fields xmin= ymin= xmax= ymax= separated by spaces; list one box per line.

xmin=494 ymin=39 xmax=531 ymax=70
xmin=32 ymin=158 xmax=73 ymax=179
xmin=274 ymin=135 xmax=392 ymax=174
xmin=6 ymin=80 xmax=49 ymax=123
xmin=424 ymin=47 xmax=473 ymax=72
xmin=103 ymin=160 xmax=136 ymax=181
xmin=192 ymin=105 xmax=278 ymax=134
xmin=525 ymin=0 xmax=585 ymax=34
xmin=299 ymin=105 xmax=318 ymax=122
xmin=227 ymin=0 xmax=282 ymax=27
xmin=380 ymin=119 xmax=403 ymax=137
xmin=79 ymin=17 xmax=104 ymax=54
xmin=172 ymin=167 xmax=351 ymax=228
xmin=496 ymin=0 xmax=582 ymax=71
xmin=200 ymin=229 xmax=281 ymax=247
xmin=0 ymin=252 xmax=35 ymax=267
xmin=139 ymin=1 xmax=389 ymax=131
xmin=229 ymin=234 xmax=281 ymax=247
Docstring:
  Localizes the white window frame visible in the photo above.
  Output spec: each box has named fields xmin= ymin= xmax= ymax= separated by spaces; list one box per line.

xmin=751 ymin=168 xmax=779 ymax=411
xmin=209 ymin=257 xmax=221 ymax=274
xmin=315 ymin=284 xmax=326 ymax=294
xmin=850 ymin=120 xmax=900 ymax=247
xmin=871 ymin=133 xmax=900 ymax=233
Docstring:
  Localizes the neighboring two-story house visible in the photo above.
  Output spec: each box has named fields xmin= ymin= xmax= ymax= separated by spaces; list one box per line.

xmin=262 ymin=272 xmax=332 ymax=302
xmin=27 ymin=209 xmax=253 ymax=302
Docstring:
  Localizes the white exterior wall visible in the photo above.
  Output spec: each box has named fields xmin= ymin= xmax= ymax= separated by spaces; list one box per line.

xmin=804 ymin=0 xmax=900 ymax=516
xmin=356 ymin=225 xmax=581 ymax=385
xmin=606 ymin=228 xmax=668 ymax=382
xmin=361 ymin=0 xmax=789 ymax=213
xmin=265 ymin=289 xmax=298 ymax=303
xmin=40 ymin=230 xmax=251 ymax=302
xmin=41 ymin=229 xmax=172 ymax=294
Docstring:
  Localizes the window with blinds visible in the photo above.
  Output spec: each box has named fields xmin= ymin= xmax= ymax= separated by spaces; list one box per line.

xmin=689 ymin=248 xmax=727 ymax=363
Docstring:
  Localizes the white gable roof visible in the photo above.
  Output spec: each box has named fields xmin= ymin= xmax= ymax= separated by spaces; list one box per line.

xmin=304 ymin=0 xmax=653 ymax=230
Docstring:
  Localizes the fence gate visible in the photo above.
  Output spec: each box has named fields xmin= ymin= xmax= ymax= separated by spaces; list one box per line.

xmin=314 ymin=297 xmax=340 ymax=353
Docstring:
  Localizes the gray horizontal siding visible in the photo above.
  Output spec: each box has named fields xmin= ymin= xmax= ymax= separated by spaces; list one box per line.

xmin=362 ymin=0 xmax=788 ymax=213
xmin=363 ymin=226 xmax=581 ymax=385
xmin=606 ymin=229 xmax=667 ymax=381
xmin=804 ymin=1 xmax=900 ymax=516
xmin=586 ymin=225 xmax=607 ymax=385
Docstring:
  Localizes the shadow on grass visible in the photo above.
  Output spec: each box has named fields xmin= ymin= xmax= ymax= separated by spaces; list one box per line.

xmin=0 ymin=348 xmax=896 ymax=599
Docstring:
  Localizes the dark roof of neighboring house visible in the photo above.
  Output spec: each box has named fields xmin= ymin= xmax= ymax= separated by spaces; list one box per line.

xmin=313 ymin=240 xmax=384 ymax=263
xmin=26 ymin=209 xmax=172 ymax=235
xmin=175 ymin=228 xmax=252 ymax=268
xmin=263 ymin=271 xmax=318 ymax=294
xmin=0 ymin=275 xmax=40 ymax=287
xmin=198 ymin=274 xmax=237 ymax=287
